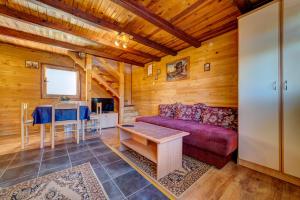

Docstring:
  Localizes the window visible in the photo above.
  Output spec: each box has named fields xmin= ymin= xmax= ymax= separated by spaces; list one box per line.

xmin=42 ymin=64 xmax=80 ymax=98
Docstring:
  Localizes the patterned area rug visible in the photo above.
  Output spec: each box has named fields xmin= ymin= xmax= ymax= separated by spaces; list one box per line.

xmin=122 ymin=149 xmax=211 ymax=197
xmin=0 ymin=163 xmax=108 ymax=200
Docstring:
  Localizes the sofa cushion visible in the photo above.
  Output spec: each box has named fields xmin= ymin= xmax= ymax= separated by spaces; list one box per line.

xmin=201 ymin=107 xmax=238 ymax=130
xmin=158 ymin=104 xmax=175 ymax=118
xmin=174 ymin=103 xmax=206 ymax=121
xmin=136 ymin=116 xmax=237 ymax=157
xmin=192 ymin=103 xmax=206 ymax=121
xmin=175 ymin=104 xmax=194 ymax=121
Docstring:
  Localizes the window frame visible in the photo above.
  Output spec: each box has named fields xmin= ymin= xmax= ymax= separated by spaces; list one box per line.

xmin=41 ymin=64 xmax=81 ymax=99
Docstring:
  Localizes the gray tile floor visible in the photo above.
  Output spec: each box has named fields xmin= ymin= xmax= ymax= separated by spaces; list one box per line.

xmin=0 ymin=138 xmax=168 ymax=200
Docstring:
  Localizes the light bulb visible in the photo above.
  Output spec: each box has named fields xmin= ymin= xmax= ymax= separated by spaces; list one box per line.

xmin=122 ymin=43 xmax=127 ymax=49
xmin=114 ymin=40 xmax=120 ymax=47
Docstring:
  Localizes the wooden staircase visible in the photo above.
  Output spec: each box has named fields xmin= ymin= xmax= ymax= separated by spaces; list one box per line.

xmin=91 ymin=57 xmax=122 ymax=99
xmin=123 ymin=105 xmax=139 ymax=124
xmin=92 ymin=67 xmax=120 ymax=98
xmin=67 ymin=51 xmax=127 ymax=123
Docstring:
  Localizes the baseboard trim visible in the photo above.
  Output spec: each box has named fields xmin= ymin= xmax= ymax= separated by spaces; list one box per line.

xmin=238 ymin=159 xmax=300 ymax=186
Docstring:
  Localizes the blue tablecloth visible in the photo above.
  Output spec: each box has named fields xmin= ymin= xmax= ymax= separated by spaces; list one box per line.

xmin=32 ymin=106 xmax=90 ymax=125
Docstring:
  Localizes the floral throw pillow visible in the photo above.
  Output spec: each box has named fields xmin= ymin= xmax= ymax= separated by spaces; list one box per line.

xmin=175 ymin=104 xmax=194 ymax=121
xmin=192 ymin=103 xmax=206 ymax=122
xmin=201 ymin=106 xmax=238 ymax=130
xmin=159 ymin=104 xmax=176 ymax=118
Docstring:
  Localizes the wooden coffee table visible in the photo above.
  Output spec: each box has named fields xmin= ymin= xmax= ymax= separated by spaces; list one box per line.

xmin=117 ymin=122 xmax=190 ymax=179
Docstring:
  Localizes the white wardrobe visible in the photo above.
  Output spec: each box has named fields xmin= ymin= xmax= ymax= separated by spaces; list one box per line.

xmin=239 ymin=0 xmax=300 ymax=180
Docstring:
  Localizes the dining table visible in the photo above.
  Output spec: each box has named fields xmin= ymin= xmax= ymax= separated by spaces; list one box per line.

xmin=32 ymin=105 xmax=90 ymax=148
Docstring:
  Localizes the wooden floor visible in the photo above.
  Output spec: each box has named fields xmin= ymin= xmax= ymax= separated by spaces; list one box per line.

xmin=1 ymin=128 xmax=300 ymax=200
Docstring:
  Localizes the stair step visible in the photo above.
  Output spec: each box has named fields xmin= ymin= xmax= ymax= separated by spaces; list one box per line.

xmin=124 ymin=107 xmax=137 ymax=112
xmin=123 ymin=116 xmax=136 ymax=120
xmin=123 ymin=117 xmax=137 ymax=124
xmin=124 ymin=113 xmax=137 ymax=117
xmin=124 ymin=108 xmax=137 ymax=111
xmin=123 ymin=111 xmax=138 ymax=117
xmin=122 ymin=105 xmax=138 ymax=124
xmin=124 ymin=109 xmax=137 ymax=113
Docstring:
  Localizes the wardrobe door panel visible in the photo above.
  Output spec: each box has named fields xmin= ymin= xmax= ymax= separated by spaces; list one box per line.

xmin=238 ymin=2 xmax=280 ymax=170
xmin=283 ymin=0 xmax=300 ymax=178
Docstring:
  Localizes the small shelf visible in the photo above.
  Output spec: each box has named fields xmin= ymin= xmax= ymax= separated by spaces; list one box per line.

xmin=121 ymin=139 xmax=157 ymax=163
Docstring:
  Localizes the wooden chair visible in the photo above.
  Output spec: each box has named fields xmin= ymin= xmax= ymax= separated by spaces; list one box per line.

xmin=51 ymin=103 xmax=80 ymax=149
xmin=75 ymin=101 xmax=88 ymax=140
xmin=21 ymin=103 xmax=33 ymax=149
xmin=89 ymin=103 xmax=102 ymax=135
xmin=38 ymin=104 xmax=52 ymax=149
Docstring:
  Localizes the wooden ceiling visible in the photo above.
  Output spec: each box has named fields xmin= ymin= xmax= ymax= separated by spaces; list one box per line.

xmin=0 ymin=0 xmax=270 ymax=66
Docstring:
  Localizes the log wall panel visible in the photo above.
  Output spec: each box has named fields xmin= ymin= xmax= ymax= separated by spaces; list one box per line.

xmin=132 ymin=30 xmax=238 ymax=115
xmin=0 ymin=43 xmax=110 ymax=136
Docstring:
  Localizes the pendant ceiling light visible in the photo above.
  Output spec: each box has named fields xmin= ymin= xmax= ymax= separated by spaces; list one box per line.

xmin=114 ymin=32 xmax=131 ymax=49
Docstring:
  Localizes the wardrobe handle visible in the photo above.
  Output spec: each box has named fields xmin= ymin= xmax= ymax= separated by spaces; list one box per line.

xmin=283 ymin=80 xmax=288 ymax=91
xmin=272 ymin=81 xmax=277 ymax=90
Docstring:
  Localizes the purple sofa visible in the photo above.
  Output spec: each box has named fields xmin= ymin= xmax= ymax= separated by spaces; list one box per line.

xmin=136 ymin=103 xmax=238 ymax=168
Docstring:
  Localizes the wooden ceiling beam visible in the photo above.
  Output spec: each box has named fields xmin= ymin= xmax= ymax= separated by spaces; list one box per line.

xmin=0 ymin=26 xmax=144 ymax=66
xmin=110 ymin=0 xmax=201 ymax=48
xmin=35 ymin=0 xmax=177 ymax=56
xmin=0 ymin=5 xmax=160 ymax=62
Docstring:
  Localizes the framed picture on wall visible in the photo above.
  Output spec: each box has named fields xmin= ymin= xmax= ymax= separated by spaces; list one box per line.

xmin=25 ymin=60 xmax=39 ymax=69
xmin=166 ymin=57 xmax=190 ymax=81
xmin=147 ymin=63 xmax=153 ymax=77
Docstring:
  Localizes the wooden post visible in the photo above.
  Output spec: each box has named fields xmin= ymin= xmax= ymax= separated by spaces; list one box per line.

xmin=85 ymin=54 xmax=92 ymax=108
xmin=118 ymin=62 xmax=125 ymax=124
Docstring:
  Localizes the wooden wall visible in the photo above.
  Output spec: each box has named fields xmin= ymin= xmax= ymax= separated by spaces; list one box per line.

xmin=0 ymin=43 xmax=110 ymax=136
xmin=132 ymin=30 xmax=238 ymax=116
